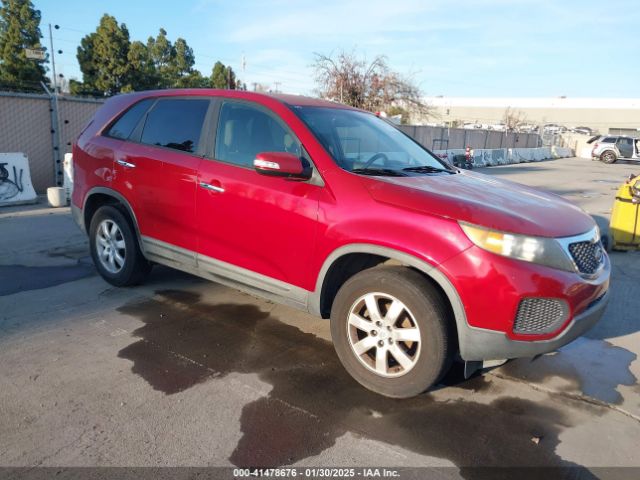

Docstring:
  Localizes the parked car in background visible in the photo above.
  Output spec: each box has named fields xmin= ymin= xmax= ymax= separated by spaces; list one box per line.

xmin=543 ymin=124 xmax=566 ymax=134
xmin=591 ymin=135 xmax=640 ymax=163
xmin=573 ymin=126 xmax=593 ymax=135
xmin=488 ymin=122 xmax=507 ymax=131
xmin=462 ymin=122 xmax=483 ymax=130
xmin=517 ymin=124 xmax=538 ymax=133
xmin=72 ymin=89 xmax=610 ymax=398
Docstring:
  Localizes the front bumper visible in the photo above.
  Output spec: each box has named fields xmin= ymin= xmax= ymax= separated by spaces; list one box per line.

xmin=458 ymin=288 xmax=609 ymax=361
xmin=436 ymin=240 xmax=610 ymax=361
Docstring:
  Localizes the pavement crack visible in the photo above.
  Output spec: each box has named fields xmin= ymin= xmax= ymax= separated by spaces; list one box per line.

xmin=141 ymin=338 xmax=221 ymax=376
xmin=489 ymin=371 xmax=640 ymax=424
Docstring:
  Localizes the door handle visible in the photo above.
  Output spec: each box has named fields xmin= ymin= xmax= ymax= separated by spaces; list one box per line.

xmin=116 ymin=159 xmax=136 ymax=169
xmin=199 ymin=182 xmax=225 ymax=193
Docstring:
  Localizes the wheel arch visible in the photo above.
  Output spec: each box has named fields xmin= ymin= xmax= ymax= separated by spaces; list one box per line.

xmin=310 ymin=244 xmax=468 ymax=344
xmin=82 ymin=187 xmax=144 ymax=253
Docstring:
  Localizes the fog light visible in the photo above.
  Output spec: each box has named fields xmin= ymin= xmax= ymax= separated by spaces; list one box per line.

xmin=513 ymin=298 xmax=569 ymax=335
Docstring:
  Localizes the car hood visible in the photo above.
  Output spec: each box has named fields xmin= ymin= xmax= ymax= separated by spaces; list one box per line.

xmin=362 ymin=170 xmax=595 ymax=238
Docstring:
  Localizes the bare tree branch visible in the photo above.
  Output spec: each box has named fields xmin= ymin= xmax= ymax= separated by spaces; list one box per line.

xmin=312 ymin=50 xmax=431 ymax=122
xmin=503 ymin=107 xmax=528 ymax=131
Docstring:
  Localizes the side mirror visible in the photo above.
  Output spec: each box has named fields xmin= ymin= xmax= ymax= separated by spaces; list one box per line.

xmin=253 ymin=152 xmax=312 ymax=180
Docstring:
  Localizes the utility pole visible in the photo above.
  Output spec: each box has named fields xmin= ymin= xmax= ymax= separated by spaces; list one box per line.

xmin=240 ymin=54 xmax=246 ymax=91
xmin=46 ymin=24 xmax=63 ymax=187
xmin=48 ymin=24 xmax=58 ymax=94
xmin=274 ymin=82 xmax=281 ymax=93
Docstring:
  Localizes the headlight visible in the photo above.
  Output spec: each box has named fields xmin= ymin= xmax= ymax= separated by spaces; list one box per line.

xmin=459 ymin=222 xmax=575 ymax=271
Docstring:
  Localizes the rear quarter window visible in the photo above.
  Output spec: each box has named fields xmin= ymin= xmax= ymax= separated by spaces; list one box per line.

xmin=105 ymin=99 xmax=154 ymax=140
xmin=602 ymin=137 xmax=617 ymax=143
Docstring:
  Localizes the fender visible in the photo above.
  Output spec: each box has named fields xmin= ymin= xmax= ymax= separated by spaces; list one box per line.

xmin=309 ymin=243 xmax=468 ymax=337
xmin=79 ymin=187 xmax=145 ymax=254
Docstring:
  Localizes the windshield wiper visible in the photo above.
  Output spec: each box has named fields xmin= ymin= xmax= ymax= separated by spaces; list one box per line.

xmin=351 ymin=167 xmax=407 ymax=177
xmin=402 ymin=165 xmax=456 ymax=174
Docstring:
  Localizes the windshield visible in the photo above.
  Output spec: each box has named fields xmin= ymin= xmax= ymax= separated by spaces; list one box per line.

xmin=292 ymin=106 xmax=453 ymax=175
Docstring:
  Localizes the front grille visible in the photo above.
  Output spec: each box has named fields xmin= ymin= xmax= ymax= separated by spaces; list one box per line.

xmin=513 ymin=298 xmax=569 ymax=335
xmin=568 ymin=241 xmax=604 ymax=275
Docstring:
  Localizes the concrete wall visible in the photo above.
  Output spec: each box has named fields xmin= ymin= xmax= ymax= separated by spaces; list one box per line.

xmin=399 ymin=125 xmax=540 ymax=150
xmin=0 ymin=92 xmax=104 ymax=193
xmin=433 ymin=146 xmax=574 ymax=167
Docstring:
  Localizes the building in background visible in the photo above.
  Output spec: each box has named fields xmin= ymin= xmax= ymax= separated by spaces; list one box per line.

xmin=423 ymin=97 xmax=640 ymax=135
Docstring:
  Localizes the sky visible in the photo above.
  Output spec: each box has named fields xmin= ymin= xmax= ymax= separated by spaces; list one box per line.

xmin=37 ymin=0 xmax=640 ymax=97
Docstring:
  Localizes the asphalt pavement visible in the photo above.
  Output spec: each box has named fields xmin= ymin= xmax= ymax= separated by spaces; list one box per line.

xmin=1 ymin=157 xmax=639 ymax=479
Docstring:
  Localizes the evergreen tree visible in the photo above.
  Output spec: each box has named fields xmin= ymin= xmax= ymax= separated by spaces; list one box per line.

xmin=210 ymin=61 xmax=236 ymax=89
xmin=0 ymin=0 xmax=47 ymax=91
xmin=172 ymin=38 xmax=195 ymax=78
xmin=126 ymin=40 xmax=158 ymax=91
xmin=147 ymin=30 xmax=199 ymax=88
xmin=175 ymin=70 xmax=210 ymax=88
xmin=147 ymin=28 xmax=173 ymax=88
xmin=73 ymin=16 xmax=236 ymax=95
xmin=77 ymin=14 xmax=132 ymax=95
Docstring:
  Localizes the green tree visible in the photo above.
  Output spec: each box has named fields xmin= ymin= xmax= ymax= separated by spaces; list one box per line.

xmin=126 ymin=40 xmax=158 ymax=90
xmin=74 ymin=18 xmax=235 ymax=95
xmin=0 ymin=0 xmax=47 ymax=92
xmin=172 ymin=38 xmax=194 ymax=77
xmin=175 ymin=70 xmax=210 ymax=88
xmin=210 ymin=61 xmax=236 ymax=89
xmin=146 ymin=28 xmax=173 ymax=87
xmin=77 ymin=14 xmax=132 ymax=95
xmin=146 ymin=30 xmax=200 ymax=88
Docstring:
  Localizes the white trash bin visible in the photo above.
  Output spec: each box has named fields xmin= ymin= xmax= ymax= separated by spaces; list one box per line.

xmin=47 ymin=186 xmax=68 ymax=207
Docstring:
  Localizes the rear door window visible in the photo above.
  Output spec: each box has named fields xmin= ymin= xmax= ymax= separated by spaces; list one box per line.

xmin=140 ymin=98 xmax=210 ymax=154
xmin=105 ymin=99 xmax=154 ymax=140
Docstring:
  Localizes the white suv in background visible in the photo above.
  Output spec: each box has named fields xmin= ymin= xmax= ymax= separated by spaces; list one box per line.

xmin=590 ymin=135 xmax=640 ymax=164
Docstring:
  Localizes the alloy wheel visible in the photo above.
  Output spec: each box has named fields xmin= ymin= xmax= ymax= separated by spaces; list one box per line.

xmin=95 ymin=219 xmax=126 ymax=274
xmin=346 ymin=292 xmax=422 ymax=378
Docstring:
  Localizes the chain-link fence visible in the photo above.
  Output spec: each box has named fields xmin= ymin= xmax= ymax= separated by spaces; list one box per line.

xmin=0 ymin=91 xmax=104 ymax=193
xmin=398 ymin=125 xmax=540 ymax=151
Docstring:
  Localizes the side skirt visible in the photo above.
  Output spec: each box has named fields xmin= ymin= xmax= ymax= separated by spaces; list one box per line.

xmin=141 ymin=236 xmax=309 ymax=312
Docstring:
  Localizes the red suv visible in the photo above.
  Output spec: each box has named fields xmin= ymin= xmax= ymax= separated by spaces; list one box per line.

xmin=72 ymin=89 xmax=610 ymax=398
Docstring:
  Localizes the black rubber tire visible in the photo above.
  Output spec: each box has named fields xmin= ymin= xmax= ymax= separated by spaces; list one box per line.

xmin=600 ymin=150 xmax=617 ymax=164
xmin=330 ymin=266 xmax=453 ymax=398
xmin=89 ymin=205 xmax=152 ymax=287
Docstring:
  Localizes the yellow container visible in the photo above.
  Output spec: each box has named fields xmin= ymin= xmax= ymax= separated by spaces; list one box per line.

xmin=609 ymin=175 xmax=640 ymax=251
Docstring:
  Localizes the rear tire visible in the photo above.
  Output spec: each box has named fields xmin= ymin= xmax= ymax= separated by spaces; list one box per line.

xmin=600 ymin=150 xmax=617 ymax=164
xmin=330 ymin=266 xmax=453 ymax=398
xmin=89 ymin=205 xmax=151 ymax=287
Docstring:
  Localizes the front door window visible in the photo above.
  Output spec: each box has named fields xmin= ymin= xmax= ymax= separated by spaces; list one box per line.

xmin=214 ymin=102 xmax=301 ymax=167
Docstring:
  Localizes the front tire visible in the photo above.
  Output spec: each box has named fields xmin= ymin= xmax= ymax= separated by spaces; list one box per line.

xmin=600 ymin=150 xmax=617 ymax=164
xmin=330 ymin=266 xmax=453 ymax=398
xmin=89 ymin=205 xmax=151 ymax=287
